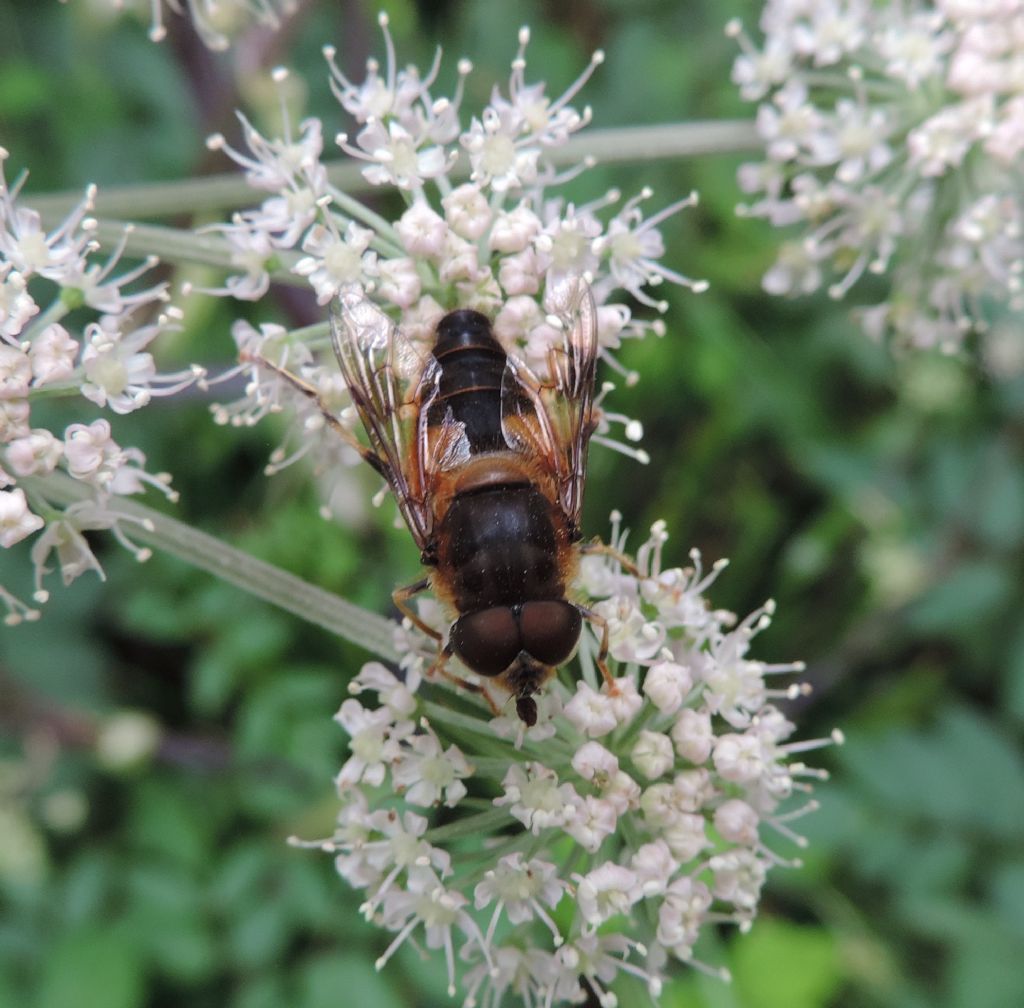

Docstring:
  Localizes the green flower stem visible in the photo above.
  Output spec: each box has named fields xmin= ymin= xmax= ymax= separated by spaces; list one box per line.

xmin=21 ymin=297 xmax=70 ymax=343
xmin=84 ymin=220 xmax=306 ymax=286
xmin=324 ymin=184 xmax=406 ymax=253
xmin=469 ymin=755 xmax=523 ymax=779
xmin=31 ymin=161 xmax=368 ymax=221
xmin=287 ymin=320 xmax=333 ymax=348
xmin=23 ymin=472 xmax=398 ymax=661
xmin=424 ymin=806 xmax=512 ymax=843
xmin=28 ymin=121 xmax=759 ymax=220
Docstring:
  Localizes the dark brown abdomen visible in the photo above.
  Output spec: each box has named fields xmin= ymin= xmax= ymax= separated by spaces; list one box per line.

xmin=438 ymin=484 xmax=564 ymax=612
xmin=428 ymin=309 xmax=507 ymax=452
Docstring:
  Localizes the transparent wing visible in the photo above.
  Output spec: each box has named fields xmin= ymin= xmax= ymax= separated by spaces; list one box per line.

xmin=501 ymin=277 xmax=599 ymax=531
xmin=330 ymin=289 xmax=467 ymax=551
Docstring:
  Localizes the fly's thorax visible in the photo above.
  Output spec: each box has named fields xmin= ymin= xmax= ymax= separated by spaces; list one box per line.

xmin=425 ymin=452 xmax=580 ymax=642
xmin=435 ymin=480 xmax=567 ymax=612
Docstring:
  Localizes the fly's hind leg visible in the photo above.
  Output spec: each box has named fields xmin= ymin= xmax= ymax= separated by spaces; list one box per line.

xmin=241 ymin=351 xmax=389 ymax=479
xmin=575 ymin=604 xmax=619 ymax=694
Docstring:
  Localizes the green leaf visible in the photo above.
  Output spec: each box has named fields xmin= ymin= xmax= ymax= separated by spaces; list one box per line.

xmin=226 ymin=901 xmax=290 ymax=970
xmin=0 ymin=969 xmax=18 ymax=1008
xmin=36 ymin=930 xmax=144 ymax=1008
xmin=147 ymin=920 xmax=217 ymax=983
xmin=974 ymin=446 xmax=1024 ymax=548
xmin=1001 ymin=621 xmax=1024 ymax=728
xmin=840 ymin=705 xmax=1024 ymax=841
xmin=0 ymin=61 xmax=51 ymax=117
xmin=296 ymin=952 xmax=402 ymax=1008
xmin=234 ymin=669 xmax=342 ymax=781
xmin=990 ymin=862 xmax=1024 ymax=938
xmin=949 ymin=925 xmax=1024 ymax=1008
xmin=210 ymin=843 xmax=275 ymax=912
xmin=230 ymin=974 xmax=288 ymax=1008
xmin=125 ymin=863 xmax=201 ymax=917
xmin=59 ymin=852 xmax=115 ymax=925
xmin=907 ymin=561 xmax=1012 ymax=636
xmin=279 ymin=853 xmax=341 ymax=930
xmin=932 ymin=705 xmax=1024 ymax=839
xmin=732 ymin=919 xmax=842 ymax=1008
xmin=126 ymin=781 xmax=213 ymax=868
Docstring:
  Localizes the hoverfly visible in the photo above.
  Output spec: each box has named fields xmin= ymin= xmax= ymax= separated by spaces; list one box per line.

xmin=257 ymin=278 xmax=614 ymax=725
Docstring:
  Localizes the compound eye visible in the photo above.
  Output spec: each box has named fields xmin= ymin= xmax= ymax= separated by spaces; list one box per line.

xmin=450 ymin=607 xmax=520 ymax=677
xmin=519 ymin=600 xmax=582 ymax=667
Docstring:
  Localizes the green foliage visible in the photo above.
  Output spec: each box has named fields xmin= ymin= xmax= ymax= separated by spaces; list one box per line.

xmin=2 ymin=1 xmax=1024 ymax=1006
xmin=732 ymin=921 xmax=842 ymax=1008
xmin=37 ymin=929 xmax=145 ymax=1008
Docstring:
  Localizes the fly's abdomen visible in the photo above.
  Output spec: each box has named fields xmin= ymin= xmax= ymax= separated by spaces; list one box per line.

xmin=429 ymin=309 xmax=507 ymax=452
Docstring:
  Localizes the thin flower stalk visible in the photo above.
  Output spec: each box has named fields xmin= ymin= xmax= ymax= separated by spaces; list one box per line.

xmin=18 ymin=470 xmax=396 ymax=656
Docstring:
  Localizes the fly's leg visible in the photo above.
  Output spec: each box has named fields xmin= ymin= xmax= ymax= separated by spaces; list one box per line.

xmin=453 ymin=677 xmax=501 ymax=718
xmin=425 ymin=640 xmax=453 ymax=679
xmin=579 ymin=540 xmax=642 ymax=578
xmin=575 ymin=604 xmax=619 ymax=694
xmin=241 ymin=351 xmax=389 ymax=479
xmin=426 ymin=642 xmax=501 ymax=716
xmin=395 ymin=582 xmax=498 ymax=714
xmin=393 ymin=577 xmax=442 ymax=642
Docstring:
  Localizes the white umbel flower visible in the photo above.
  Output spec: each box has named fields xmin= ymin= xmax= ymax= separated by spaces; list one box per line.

xmin=302 ymin=518 xmax=836 ymax=1004
xmin=730 ymin=1 xmax=1024 ymax=350
xmin=212 ymin=21 xmax=706 ymax=491
xmin=0 ymin=486 xmax=43 ymax=548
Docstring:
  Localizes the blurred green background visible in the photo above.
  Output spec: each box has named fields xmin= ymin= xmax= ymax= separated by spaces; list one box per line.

xmin=2 ymin=1 xmax=1024 ymax=1006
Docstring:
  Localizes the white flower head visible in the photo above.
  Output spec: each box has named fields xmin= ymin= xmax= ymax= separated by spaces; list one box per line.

xmin=576 ymin=862 xmax=640 ymax=928
xmin=632 ymin=729 xmax=675 ymax=780
xmin=563 ymin=680 xmax=619 ymax=738
xmin=0 ymin=156 xmax=196 ymax=623
xmin=334 ymin=699 xmax=408 ymax=789
xmin=28 ymin=324 xmax=78 ymax=387
xmin=732 ymin=0 xmax=1024 ymax=348
xmin=643 ymin=659 xmax=693 ymax=714
xmin=495 ymin=762 xmax=578 ymax=834
xmin=310 ymin=516 xmax=832 ymax=1003
xmin=63 ymin=419 xmax=125 ymax=486
xmin=391 ymin=730 xmax=473 ymax=808
xmin=0 ymin=486 xmax=44 ymax=548
xmin=0 ymin=344 xmax=32 ymax=399
xmin=0 ymin=265 xmax=37 ymax=343
xmin=474 ymin=852 xmax=566 ymax=941
xmin=5 ymin=429 xmax=62 ymax=477
xmin=210 ymin=20 xmax=705 ymax=487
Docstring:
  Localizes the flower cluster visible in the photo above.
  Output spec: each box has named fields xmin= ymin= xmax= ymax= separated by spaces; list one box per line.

xmin=730 ymin=0 xmax=1024 ymax=354
xmin=0 ymin=150 xmax=201 ymax=624
xmin=64 ymin=0 xmax=298 ymax=50
xmin=210 ymin=16 xmax=704 ymax=506
xmin=297 ymin=517 xmax=836 ymax=1006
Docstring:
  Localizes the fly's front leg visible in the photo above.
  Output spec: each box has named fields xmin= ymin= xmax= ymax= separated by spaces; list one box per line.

xmin=242 ymin=351 xmax=388 ymax=479
xmin=575 ymin=604 xmax=619 ymax=694
xmin=425 ymin=641 xmax=501 ymax=716
xmin=393 ymin=577 xmax=442 ymax=642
